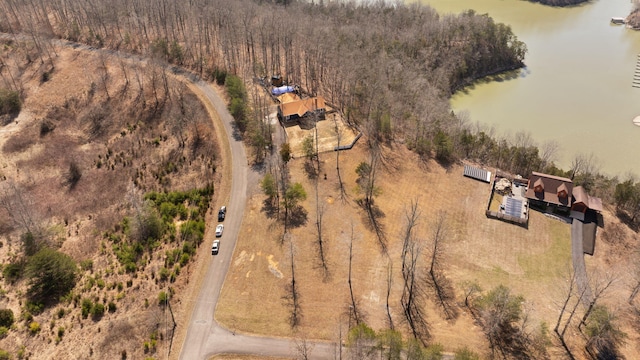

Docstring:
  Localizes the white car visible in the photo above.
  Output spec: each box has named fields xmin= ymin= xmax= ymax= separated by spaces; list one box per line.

xmin=215 ymin=224 xmax=224 ymax=237
xmin=211 ymin=240 xmax=220 ymax=255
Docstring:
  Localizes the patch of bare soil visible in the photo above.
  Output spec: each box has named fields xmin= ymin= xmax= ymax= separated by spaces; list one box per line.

xmin=0 ymin=40 xmax=221 ymax=360
xmin=283 ymin=112 xmax=359 ymax=157
xmin=218 ymin=140 xmax=640 ymax=357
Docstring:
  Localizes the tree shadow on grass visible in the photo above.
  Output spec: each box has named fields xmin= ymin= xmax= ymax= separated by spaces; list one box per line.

xmin=261 ymin=198 xmax=279 ymax=219
xmin=356 ymin=198 xmax=387 ymax=253
xmin=303 ymin=160 xmax=317 ymax=179
xmin=288 ymin=205 xmax=308 ymax=228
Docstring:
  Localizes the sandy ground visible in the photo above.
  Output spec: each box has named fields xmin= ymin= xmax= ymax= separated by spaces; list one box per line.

xmin=283 ymin=112 xmax=360 ymax=158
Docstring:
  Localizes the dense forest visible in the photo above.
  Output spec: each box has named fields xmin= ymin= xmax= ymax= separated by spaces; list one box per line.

xmin=0 ymin=0 xmax=526 ymax=161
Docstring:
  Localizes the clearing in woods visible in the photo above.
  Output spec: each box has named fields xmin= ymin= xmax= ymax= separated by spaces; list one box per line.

xmin=217 ymin=142 xmax=601 ymax=353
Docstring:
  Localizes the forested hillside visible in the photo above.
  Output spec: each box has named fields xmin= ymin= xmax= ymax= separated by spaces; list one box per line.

xmin=0 ymin=37 xmax=219 ymax=359
xmin=1 ymin=0 xmax=526 ymax=155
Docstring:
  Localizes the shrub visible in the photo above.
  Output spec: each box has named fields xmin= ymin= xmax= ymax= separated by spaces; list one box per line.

xmin=181 ymin=241 xmax=195 ymax=256
xmin=107 ymin=302 xmax=117 ymax=313
xmin=158 ymin=291 xmax=169 ymax=306
xmin=180 ymin=221 xmax=204 ymax=245
xmin=57 ymin=326 xmax=65 ymax=338
xmin=81 ymin=299 xmax=93 ymax=319
xmin=39 ymin=120 xmax=57 ymax=137
xmin=454 ymin=347 xmax=480 ymax=360
xmin=179 ymin=253 xmax=189 ymax=267
xmin=0 ymin=309 xmax=14 ymax=328
xmin=211 ymin=67 xmax=227 ymax=85
xmin=21 ymin=231 xmax=40 ymax=257
xmin=91 ymin=303 xmax=105 ymax=320
xmin=0 ymin=89 xmax=21 ymax=115
xmin=158 ymin=267 xmax=169 ymax=282
xmin=159 ymin=202 xmax=177 ymax=221
xmin=25 ymin=302 xmax=43 ymax=315
xmin=66 ymin=161 xmax=82 ymax=189
xmin=84 ymin=277 xmax=95 ymax=291
xmin=25 ymin=248 xmax=78 ymax=306
xmin=0 ymin=349 xmax=10 ymax=360
xmin=80 ymin=259 xmax=94 ymax=272
xmin=0 ymin=326 xmax=8 ymax=339
xmin=29 ymin=321 xmax=41 ymax=335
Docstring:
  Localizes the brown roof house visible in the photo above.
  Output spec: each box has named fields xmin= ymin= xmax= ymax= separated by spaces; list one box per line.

xmin=278 ymin=96 xmax=326 ymax=123
xmin=525 ymin=172 xmax=603 ymax=255
xmin=525 ymin=172 xmax=573 ymax=209
xmin=571 ymin=186 xmax=603 ymax=213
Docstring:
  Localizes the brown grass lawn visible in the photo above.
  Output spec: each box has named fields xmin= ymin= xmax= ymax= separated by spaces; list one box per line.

xmin=216 ymin=141 xmax=634 ymax=355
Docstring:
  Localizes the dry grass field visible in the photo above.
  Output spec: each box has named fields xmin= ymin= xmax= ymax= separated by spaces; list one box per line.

xmin=217 ymin=141 xmax=640 ymax=358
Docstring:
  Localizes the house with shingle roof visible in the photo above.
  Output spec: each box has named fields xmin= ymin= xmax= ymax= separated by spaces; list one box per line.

xmin=278 ymin=96 xmax=326 ymax=123
xmin=524 ymin=172 xmax=602 ymax=215
xmin=525 ymin=172 xmax=573 ymax=209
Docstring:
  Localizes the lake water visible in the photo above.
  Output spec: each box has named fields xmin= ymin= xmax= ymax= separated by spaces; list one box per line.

xmin=416 ymin=0 xmax=640 ymax=177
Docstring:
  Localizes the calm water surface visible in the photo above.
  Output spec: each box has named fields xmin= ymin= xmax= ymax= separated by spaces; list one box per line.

xmin=415 ymin=0 xmax=640 ymax=176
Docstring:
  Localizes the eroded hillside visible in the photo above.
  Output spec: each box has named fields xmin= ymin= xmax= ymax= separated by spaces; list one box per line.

xmin=0 ymin=38 xmax=220 ymax=359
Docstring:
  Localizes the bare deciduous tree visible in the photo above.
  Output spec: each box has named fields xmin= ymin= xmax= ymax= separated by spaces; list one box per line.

xmin=385 ymin=259 xmax=394 ymax=330
xmin=539 ymin=140 xmax=560 ymax=171
xmin=284 ymin=235 xmax=302 ymax=328
xmin=292 ymin=332 xmax=315 ymax=360
xmin=578 ymin=272 xmax=617 ymax=332
xmin=333 ymin=113 xmax=347 ymax=201
xmin=400 ymin=201 xmax=429 ymax=344
xmin=347 ymin=223 xmax=361 ymax=327
xmin=427 ymin=212 xmax=457 ymax=320
xmin=315 ymin=152 xmax=328 ymax=277
xmin=356 ymin=144 xmax=385 ymax=252
xmin=0 ymin=179 xmax=40 ymax=235
xmin=554 ymin=270 xmax=583 ymax=360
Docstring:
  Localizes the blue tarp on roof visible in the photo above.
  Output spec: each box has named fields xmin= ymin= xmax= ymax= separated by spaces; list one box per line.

xmin=271 ymin=85 xmax=295 ymax=96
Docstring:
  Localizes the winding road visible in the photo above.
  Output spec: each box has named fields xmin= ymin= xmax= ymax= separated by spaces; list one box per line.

xmin=0 ymin=31 xmax=338 ymax=360
xmin=178 ymin=80 xmax=338 ymax=359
